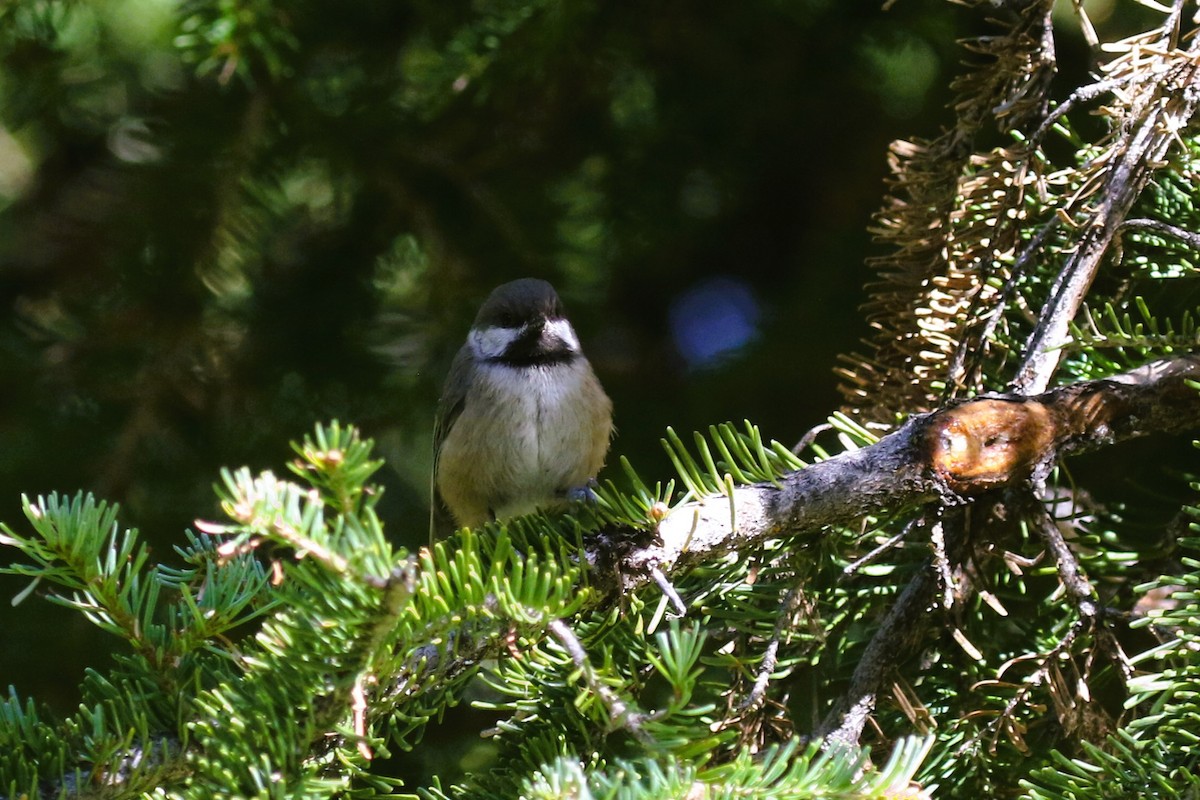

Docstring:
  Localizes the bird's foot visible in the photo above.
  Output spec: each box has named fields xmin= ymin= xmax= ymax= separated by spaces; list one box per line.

xmin=563 ymin=480 xmax=599 ymax=504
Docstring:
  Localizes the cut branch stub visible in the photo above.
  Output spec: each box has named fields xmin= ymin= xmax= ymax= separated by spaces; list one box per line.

xmin=926 ymin=398 xmax=1055 ymax=494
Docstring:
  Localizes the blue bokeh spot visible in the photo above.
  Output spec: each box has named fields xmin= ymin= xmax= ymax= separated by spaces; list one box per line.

xmin=669 ymin=276 xmax=762 ymax=369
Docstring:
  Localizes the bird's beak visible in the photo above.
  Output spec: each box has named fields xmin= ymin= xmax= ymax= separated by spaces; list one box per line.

xmin=535 ymin=320 xmax=567 ymax=350
xmin=521 ymin=318 xmax=552 ymax=346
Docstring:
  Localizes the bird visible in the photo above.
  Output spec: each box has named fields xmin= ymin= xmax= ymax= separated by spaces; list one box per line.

xmin=432 ymin=278 xmax=614 ymax=533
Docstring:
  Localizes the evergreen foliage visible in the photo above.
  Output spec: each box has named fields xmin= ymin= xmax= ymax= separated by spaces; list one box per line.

xmin=4 ymin=0 xmax=1200 ymax=798
xmin=0 ymin=421 xmax=933 ymax=797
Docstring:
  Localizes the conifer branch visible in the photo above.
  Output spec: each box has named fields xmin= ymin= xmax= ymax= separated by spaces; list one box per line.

xmin=13 ymin=357 xmax=1194 ymax=797
xmin=840 ymin=0 xmax=1059 ymax=419
xmin=1012 ymin=31 xmax=1200 ymax=393
xmin=606 ymin=356 xmax=1200 ymax=597
xmin=1120 ymin=217 xmax=1200 ymax=251
xmin=597 ymin=356 xmax=1200 ymax=749
xmin=547 ymin=619 xmax=651 ymax=743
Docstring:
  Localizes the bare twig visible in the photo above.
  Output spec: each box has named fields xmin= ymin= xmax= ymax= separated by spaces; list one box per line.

xmin=930 ymin=517 xmax=955 ymax=611
xmin=793 ymin=422 xmax=833 ymax=455
xmin=843 ymin=523 xmax=913 ymax=578
xmin=737 ymin=583 xmax=807 ymax=714
xmin=1030 ymin=500 xmax=1099 ymax=620
xmin=1029 ymin=79 xmax=1125 ymax=147
xmin=1120 ymin=217 xmax=1200 ymax=252
xmin=946 ymin=219 xmax=1061 ymax=398
xmin=650 ymin=566 xmax=687 ymax=617
xmin=548 ymin=619 xmax=651 ymax=742
xmin=980 ymin=616 xmax=1089 ymax=756
xmin=350 ymin=677 xmax=372 ymax=760
xmin=1013 ymin=39 xmax=1200 ymax=393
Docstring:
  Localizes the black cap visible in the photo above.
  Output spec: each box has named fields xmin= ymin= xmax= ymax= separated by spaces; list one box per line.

xmin=474 ymin=278 xmax=567 ymax=330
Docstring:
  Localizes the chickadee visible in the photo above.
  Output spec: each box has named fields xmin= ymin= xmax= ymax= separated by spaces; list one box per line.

xmin=432 ymin=278 xmax=614 ymax=532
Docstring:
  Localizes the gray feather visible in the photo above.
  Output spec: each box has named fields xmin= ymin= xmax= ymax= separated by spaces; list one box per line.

xmin=430 ymin=344 xmax=474 ymax=538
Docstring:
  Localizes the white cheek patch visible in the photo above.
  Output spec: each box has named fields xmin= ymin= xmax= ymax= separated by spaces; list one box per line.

xmin=469 ymin=319 xmax=581 ymax=360
xmin=543 ymin=319 xmax=581 ymax=352
xmin=470 ymin=326 xmax=520 ymax=359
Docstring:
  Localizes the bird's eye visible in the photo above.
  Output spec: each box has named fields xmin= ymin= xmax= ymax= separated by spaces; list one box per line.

xmin=497 ymin=312 xmax=523 ymax=328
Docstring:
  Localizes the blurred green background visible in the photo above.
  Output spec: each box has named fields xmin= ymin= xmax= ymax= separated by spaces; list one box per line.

xmin=0 ymin=0 xmax=1117 ymax=754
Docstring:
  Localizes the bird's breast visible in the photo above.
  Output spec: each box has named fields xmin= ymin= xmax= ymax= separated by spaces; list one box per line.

xmin=477 ymin=361 xmax=591 ymax=457
xmin=436 ymin=358 xmax=613 ymax=525
xmin=474 ymin=362 xmax=608 ymax=488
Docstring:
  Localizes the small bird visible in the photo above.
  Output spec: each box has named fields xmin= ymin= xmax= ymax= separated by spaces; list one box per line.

xmin=432 ymin=278 xmax=614 ymax=533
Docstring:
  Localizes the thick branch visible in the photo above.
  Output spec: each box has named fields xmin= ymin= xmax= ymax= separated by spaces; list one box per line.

xmin=817 ymin=567 xmax=938 ymax=750
xmin=605 ymin=356 xmax=1200 ymax=596
xmin=337 ymin=356 xmax=1200 ymax=775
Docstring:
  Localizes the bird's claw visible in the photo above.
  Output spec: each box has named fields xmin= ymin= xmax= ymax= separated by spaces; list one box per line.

xmin=564 ymin=480 xmax=599 ymax=504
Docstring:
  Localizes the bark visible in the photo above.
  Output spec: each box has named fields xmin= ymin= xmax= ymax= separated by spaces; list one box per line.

xmin=604 ymin=356 xmax=1200 ymax=597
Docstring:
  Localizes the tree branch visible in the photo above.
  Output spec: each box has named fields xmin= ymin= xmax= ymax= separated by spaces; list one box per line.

xmin=600 ymin=356 xmax=1200 ymax=748
xmin=604 ymin=356 xmax=1200 ymax=597
xmin=547 ymin=619 xmax=651 ymax=742
xmin=1120 ymin=217 xmax=1200 ymax=252
xmin=1012 ymin=38 xmax=1200 ymax=394
xmin=817 ymin=566 xmax=938 ymax=749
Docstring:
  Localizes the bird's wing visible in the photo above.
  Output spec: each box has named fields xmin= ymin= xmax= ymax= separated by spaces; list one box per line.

xmin=433 ymin=344 xmax=474 ymax=461
xmin=429 ymin=344 xmax=474 ymax=539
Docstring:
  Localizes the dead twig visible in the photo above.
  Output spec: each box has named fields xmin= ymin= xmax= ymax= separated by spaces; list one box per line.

xmin=548 ymin=618 xmax=651 ymax=743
